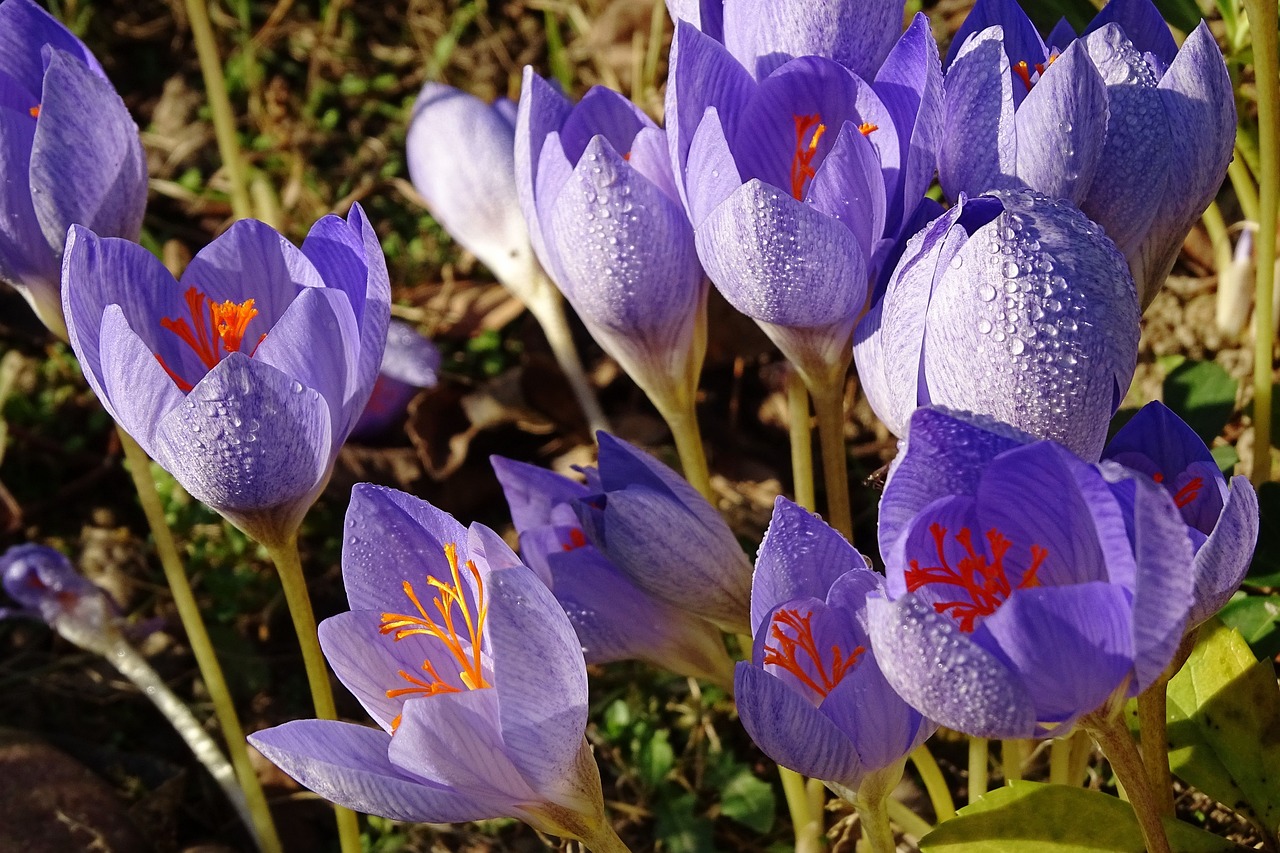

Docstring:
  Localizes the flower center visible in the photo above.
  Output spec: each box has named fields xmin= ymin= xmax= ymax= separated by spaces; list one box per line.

xmin=561 ymin=528 xmax=588 ymax=551
xmin=789 ymin=114 xmax=827 ymax=200
xmin=905 ymin=523 xmax=1047 ymax=633
xmin=762 ymin=606 xmax=864 ymax=700
xmin=378 ymin=543 xmax=491 ymax=731
xmin=155 ymin=286 xmax=264 ymax=391
xmin=1151 ymin=471 xmax=1205 ymax=509
xmin=1012 ymin=54 xmax=1058 ymax=92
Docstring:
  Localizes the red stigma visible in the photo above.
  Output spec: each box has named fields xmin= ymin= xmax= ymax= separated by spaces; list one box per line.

xmin=905 ymin=523 xmax=1047 ymax=633
xmin=762 ymin=607 xmax=864 ymax=699
xmin=1012 ymin=60 xmax=1034 ymax=92
xmin=155 ymin=286 xmax=265 ymax=391
xmin=562 ymin=528 xmax=588 ymax=551
xmin=28 ymin=104 xmax=40 ymax=118
xmin=1173 ymin=477 xmax=1204 ymax=509
xmin=789 ymin=114 xmax=827 ymax=200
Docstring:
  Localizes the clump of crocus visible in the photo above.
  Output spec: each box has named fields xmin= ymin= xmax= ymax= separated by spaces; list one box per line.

xmin=736 ymin=497 xmax=934 ymax=847
xmin=491 ymin=453 xmax=734 ymax=686
xmin=249 ymin=485 xmax=627 ymax=852
xmin=60 ymin=207 xmax=390 ymax=548
xmin=854 ymin=190 xmax=1139 ymax=461
xmin=406 ymin=82 xmax=608 ymax=433
xmin=940 ymin=0 xmax=1235 ymax=307
xmin=0 ymin=0 xmax=147 ymax=338
xmin=866 ymin=407 xmax=1197 ymax=738
xmin=1103 ymin=401 xmax=1259 ymax=628
xmin=351 ymin=319 xmax=440 ymax=440
xmin=515 ymin=70 xmax=707 ymax=455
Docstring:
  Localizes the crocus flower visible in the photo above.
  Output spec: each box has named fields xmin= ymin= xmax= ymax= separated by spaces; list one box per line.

xmin=735 ymin=497 xmax=934 ymax=797
xmin=351 ymin=319 xmax=440 ymax=440
xmin=0 ymin=0 xmax=147 ymax=337
xmin=0 ymin=543 xmax=112 ymax=631
xmin=1103 ymin=401 xmax=1259 ymax=627
xmin=566 ymin=432 xmax=753 ymax=635
xmin=60 ymin=207 xmax=390 ymax=547
xmin=249 ymin=485 xmax=623 ymax=849
xmin=491 ymin=454 xmax=734 ymax=685
xmin=853 ymin=190 xmax=1139 ymax=461
xmin=866 ymin=407 xmax=1196 ymax=738
xmin=940 ymin=0 xmax=1234 ymax=307
xmin=666 ymin=0 xmax=906 ymax=82
xmin=515 ymin=69 xmax=708 ymax=417
xmin=666 ymin=14 xmax=940 ymax=386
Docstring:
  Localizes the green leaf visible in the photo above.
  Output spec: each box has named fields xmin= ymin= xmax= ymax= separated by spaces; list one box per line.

xmin=1166 ymin=619 xmax=1280 ymax=830
xmin=1151 ymin=0 xmax=1207 ymax=33
xmin=636 ymin=729 xmax=675 ymax=788
xmin=718 ymin=769 xmax=776 ymax=833
xmin=1247 ymin=483 xmax=1280 ymax=585
xmin=1211 ymin=444 xmax=1241 ymax=475
xmin=1217 ymin=595 xmax=1280 ymax=660
xmin=919 ymin=781 xmax=1241 ymax=851
xmin=1163 ymin=360 xmax=1238 ymax=446
xmin=655 ymin=792 xmax=715 ymax=853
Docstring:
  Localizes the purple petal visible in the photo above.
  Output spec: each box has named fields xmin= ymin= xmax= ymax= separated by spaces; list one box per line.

xmin=485 ymin=562 xmax=588 ymax=793
xmin=822 ymin=650 xmax=934 ymax=771
xmin=248 ymin=719 xmax=498 ymax=823
xmin=734 ymin=662 xmax=864 ymax=787
xmin=0 ymin=0 xmax=105 ymax=94
xmin=31 ymin=51 xmax=145 ymax=256
xmin=939 ymin=28 xmax=1017 ymax=200
xmin=972 ymin=583 xmax=1133 ymax=730
xmin=722 ymin=0 xmax=905 ymax=80
xmin=151 ymin=353 xmax=332 ymax=540
xmin=342 ymin=483 xmax=469 ymax=613
xmin=1047 ymin=19 xmax=1078 ymax=53
xmin=1189 ymin=476 xmax=1258 ymax=626
xmin=491 ymin=455 xmax=591 ymax=533
xmin=1084 ymin=0 xmax=1178 ymax=69
xmin=96 ymin=305 xmax=185 ymax=452
xmin=405 ymin=83 xmax=531 ymax=285
xmin=378 ymin=320 xmax=439 ymax=388
xmin=1010 ymin=40 xmax=1107 ymax=204
xmin=752 ymin=496 xmax=872 ymax=631
xmin=684 ymin=106 xmax=743 ymax=227
xmin=805 ymin=122 xmax=887 ymax=251
xmin=627 ymin=126 xmax=682 ymax=204
xmin=944 ymin=0 xmax=1047 ymax=73
xmin=866 ymin=592 xmax=1036 ymax=738
xmin=0 ymin=94 xmax=53 ymax=293
xmin=515 ymin=68 xmax=574 ymax=264
xmin=558 ymin=86 xmax=652 ymax=165
xmin=530 ymin=131 xmax=574 ymax=281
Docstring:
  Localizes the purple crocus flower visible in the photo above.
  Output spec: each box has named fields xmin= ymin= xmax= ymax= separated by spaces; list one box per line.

xmin=1103 ymin=401 xmax=1259 ymax=627
xmin=666 ymin=0 xmax=906 ymax=82
xmin=666 ymin=14 xmax=940 ymax=385
xmin=866 ymin=407 xmax=1196 ymax=738
xmin=351 ymin=319 xmax=440 ymax=440
xmin=735 ymin=497 xmax=934 ymax=796
xmin=515 ymin=70 xmax=707 ymax=414
xmin=566 ymin=432 xmax=753 ymax=635
xmin=0 ymin=0 xmax=147 ymax=337
xmin=0 ymin=544 xmax=112 ymax=629
xmin=61 ymin=207 xmax=390 ymax=547
xmin=249 ymin=485 xmax=621 ymax=847
xmin=491 ymin=454 xmax=734 ymax=685
xmin=940 ymin=0 xmax=1235 ymax=307
xmin=853 ymin=190 xmax=1139 ymax=461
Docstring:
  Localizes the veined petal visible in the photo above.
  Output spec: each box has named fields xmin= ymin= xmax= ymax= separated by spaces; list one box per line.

xmin=30 ymin=50 xmax=145 ymax=256
xmin=0 ymin=91 xmax=53 ymax=292
xmin=722 ymin=0 xmax=905 ymax=80
xmin=530 ymin=130 xmax=575 ymax=282
xmin=96 ymin=305 xmax=185 ymax=454
xmin=1189 ymin=476 xmax=1258 ymax=626
xmin=558 ymin=86 xmax=652 ymax=164
xmin=627 ymin=126 xmax=682 ymax=204
xmin=0 ymin=0 xmax=105 ymax=93
xmin=822 ymin=650 xmax=934 ymax=771
xmin=806 ymin=121 xmax=887 ymax=251
xmin=939 ymin=27 xmax=1017 ymax=200
xmin=944 ymin=0 xmax=1046 ymax=74
xmin=491 ymin=455 xmax=591 ymax=532
xmin=1083 ymin=0 xmax=1178 ymax=70
xmin=684 ymin=106 xmax=743 ymax=228
xmin=866 ymin=593 xmax=1036 ymax=738
xmin=515 ymin=68 xmax=574 ymax=264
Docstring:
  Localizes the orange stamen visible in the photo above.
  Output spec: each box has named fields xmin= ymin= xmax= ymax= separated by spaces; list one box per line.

xmin=762 ymin=607 xmax=864 ymax=699
xmin=789 ymin=113 xmax=827 ymax=200
xmin=156 ymin=286 xmax=262 ymax=390
xmin=379 ymin=543 xmax=491 ymax=730
xmin=858 ymin=122 xmax=878 ymax=136
xmin=1012 ymin=60 xmax=1034 ymax=91
xmin=905 ymin=523 xmax=1047 ymax=633
xmin=28 ymin=104 xmax=40 ymax=118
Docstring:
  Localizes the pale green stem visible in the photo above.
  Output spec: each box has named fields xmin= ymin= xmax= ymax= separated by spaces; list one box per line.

xmin=1081 ymin=711 xmax=1172 ymax=853
xmin=654 ymin=393 xmax=713 ymax=501
xmin=1206 ymin=202 xmax=1249 ymax=336
xmin=184 ymin=0 xmax=254 ymax=220
xmin=1049 ymin=737 xmax=1072 ymax=787
xmin=117 ymin=430 xmax=282 ymax=853
xmin=524 ymin=287 xmax=610 ymax=437
xmin=1245 ymin=0 xmax=1279 ymax=486
xmin=581 ymin=822 xmax=634 ymax=853
xmin=1230 ymin=153 xmax=1261 ymax=225
xmin=265 ymin=535 xmax=362 ymax=853
xmin=1001 ymin=739 xmax=1026 ymax=784
xmin=1068 ymin=729 xmax=1095 ymax=787
xmin=811 ymin=380 xmax=853 ymax=542
xmin=852 ymin=763 xmax=903 ymax=853
xmin=779 ymin=768 xmax=823 ymax=853
xmin=910 ymin=744 xmax=955 ymax=823
xmin=968 ymin=737 xmax=989 ymax=802
xmin=1136 ymin=629 xmax=1197 ymax=817
xmin=788 ymin=369 xmax=816 ymax=511
xmin=887 ymin=797 xmax=933 ymax=840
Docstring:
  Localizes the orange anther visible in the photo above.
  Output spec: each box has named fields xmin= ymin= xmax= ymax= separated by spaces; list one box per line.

xmin=858 ymin=122 xmax=878 ymax=136
xmin=156 ymin=286 xmax=264 ymax=388
xmin=28 ymin=104 xmax=40 ymax=118
xmin=1012 ymin=60 xmax=1034 ymax=92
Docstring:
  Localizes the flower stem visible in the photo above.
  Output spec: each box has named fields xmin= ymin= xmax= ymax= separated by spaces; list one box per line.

xmin=1049 ymin=736 xmax=1072 ymax=787
xmin=810 ymin=379 xmax=853 ymax=542
xmin=911 ymin=744 xmax=956 ymax=822
xmin=117 ymin=430 xmax=282 ymax=853
xmin=654 ymin=393 xmax=713 ymax=501
xmin=1001 ymin=739 xmax=1026 ymax=784
xmin=779 ymin=767 xmax=823 ymax=853
xmin=1082 ymin=710 xmax=1172 ymax=853
xmin=265 ymin=535 xmax=362 ymax=853
xmin=788 ymin=369 xmax=816 ymax=510
xmin=1245 ymin=0 xmax=1279 ymax=486
xmin=1136 ymin=630 xmax=1198 ymax=816
xmin=184 ymin=0 xmax=254 ymax=221
xmin=887 ymin=797 xmax=933 ymax=840
xmin=853 ymin=763 xmax=905 ymax=853
xmin=524 ymin=284 xmax=611 ymax=437
xmin=968 ymin=737 xmax=989 ymax=802
xmin=581 ymin=822 xmax=634 ymax=853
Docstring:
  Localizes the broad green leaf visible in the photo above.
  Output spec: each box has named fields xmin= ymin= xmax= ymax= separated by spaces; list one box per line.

xmin=655 ymin=792 xmax=715 ymax=853
xmin=1166 ymin=619 xmax=1280 ymax=829
xmin=1217 ymin=594 xmax=1280 ymax=660
xmin=636 ymin=728 xmax=675 ymax=788
xmin=1248 ymin=483 xmax=1280 ymax=585
xmin=919 ymin=781 xmax=1240 ymax=851
xmin=718 ymin=769 xmax=776 ymax=833
xmin=1163 ymin=360 xmax=1238 ymax=446
xmin=1211 ymin=444 xmax=1240 ymax=475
